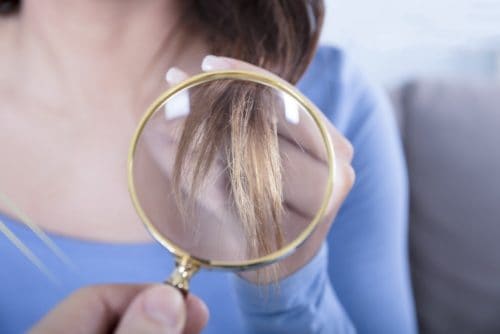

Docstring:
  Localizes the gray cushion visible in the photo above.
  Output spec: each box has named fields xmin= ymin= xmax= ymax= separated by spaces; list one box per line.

xmin=397 ymin=79 xmax=500 ymax=333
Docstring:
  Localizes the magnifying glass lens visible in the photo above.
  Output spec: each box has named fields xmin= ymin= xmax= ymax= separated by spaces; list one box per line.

xmin=131 ymin=77 xmax=331 ymax=265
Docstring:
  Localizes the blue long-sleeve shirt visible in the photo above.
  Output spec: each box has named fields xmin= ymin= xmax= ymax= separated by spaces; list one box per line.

xmin=0 ymin=46 xmax=417 ymax=333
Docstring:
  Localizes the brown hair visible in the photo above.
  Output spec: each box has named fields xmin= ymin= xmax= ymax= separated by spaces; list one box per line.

xmin=0 ymin=0 xmax=324 ymax=83
xmin=173 ymin=81 xmax=286 ymax=261
xmin=1 ymin=0 xmax=325 ymax=279
xmin=194 ymin=0 xmax=324 ymax=83
xmin=171 ymin=1 xmax=324 ymax=270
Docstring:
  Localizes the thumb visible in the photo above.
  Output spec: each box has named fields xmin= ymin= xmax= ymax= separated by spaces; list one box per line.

xmin=115 ymin=284 xmax=186 ymax=334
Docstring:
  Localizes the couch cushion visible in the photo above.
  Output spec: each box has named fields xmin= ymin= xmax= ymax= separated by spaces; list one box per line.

xmin=397 ymin=79 xmax=500 ymax=333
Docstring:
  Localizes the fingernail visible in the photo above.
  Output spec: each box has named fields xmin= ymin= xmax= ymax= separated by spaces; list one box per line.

xmin=165 ymin=67 xmax=186 ymax=84
xmin=164 ymin=90 xmax=190 ymax=120
xmin=143 ymin=285 xmax=184 ymax=329
xmin=201 ymin=55 xmax=231 ymax=71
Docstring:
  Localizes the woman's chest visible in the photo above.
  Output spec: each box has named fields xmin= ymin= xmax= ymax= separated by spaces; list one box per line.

xmin=0 ymin=109 xmax=151 ymax=242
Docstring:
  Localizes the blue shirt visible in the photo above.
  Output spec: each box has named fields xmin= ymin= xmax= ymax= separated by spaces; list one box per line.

xmin=0 ymin=46 xmax=417 ymax=333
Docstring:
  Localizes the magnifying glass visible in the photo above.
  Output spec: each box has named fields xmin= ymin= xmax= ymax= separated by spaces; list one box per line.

xmin=127 ymin=70 xmax=335 ymax=293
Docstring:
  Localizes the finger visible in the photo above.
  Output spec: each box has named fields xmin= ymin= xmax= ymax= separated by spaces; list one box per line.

xmin=166 ymin=67 xmax=189 ymax=86
xmin=276 ymin=103 xmax=354 ymax=165
xmin=30 ymin=284 xmax=147 ymax=334
xmin=280 ymin=136 xmax=330 ymax=219
xmin=200 ymin=55 xmax=354 ymax=164
xmin=183 ymin=294 xmax=209 ymax=334
xmin=201 ymin=55 xmax=271 ymax=76
xmin=162 ymin=67 xmax=190 ymax=123
xmin=115 ymin=284 xmax=186 ymax=334
xmin=276 ymin=109 xmax=329 ymax=164
xmin=277 ymin=109 xmax=354 ymax=164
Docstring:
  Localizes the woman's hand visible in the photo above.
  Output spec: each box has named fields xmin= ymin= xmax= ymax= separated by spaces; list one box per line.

xmin=30 ymin=284 xmax=209 ymax=334
xmin=164 ymin=55 xmax=355 ymax=283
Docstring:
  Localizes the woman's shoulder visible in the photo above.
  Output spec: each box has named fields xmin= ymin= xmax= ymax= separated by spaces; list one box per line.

xmin=300 ymin=45 xmax=365 ymax=89
xmin=299 ymin=45 xmax=390 ymax=137
xmin=299 ymin=46 xmax=342 ymax=89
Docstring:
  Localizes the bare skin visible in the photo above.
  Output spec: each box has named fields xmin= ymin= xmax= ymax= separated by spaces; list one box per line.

xmin=0 ymin=0 xmax=209 ymax=242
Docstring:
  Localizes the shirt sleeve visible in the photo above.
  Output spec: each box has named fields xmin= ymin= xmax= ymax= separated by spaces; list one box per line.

xmin=322 ymin=48 xmax=418 ymax=334
xmin=232 ymin=46 xmax=418 ymax=334
xmin=232 ymin=242 xmax=356 ymax=334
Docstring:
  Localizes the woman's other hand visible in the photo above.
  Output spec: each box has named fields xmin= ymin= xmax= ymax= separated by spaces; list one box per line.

xmin=30 ymin=284 xmax=209 ymax=334
xmin=165 ymin=56 xmax=355 ymax=283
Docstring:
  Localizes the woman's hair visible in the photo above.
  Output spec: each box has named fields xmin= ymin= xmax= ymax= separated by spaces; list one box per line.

xmin=193 ymin=0 xmax=324 ymax=83
xmin=177 ymin=1 xmax=324 ymax=264
xmin=0 ymin=0 xmax=324 ymax=82
xmin=1 ymin=0 xmax=324 ymax=279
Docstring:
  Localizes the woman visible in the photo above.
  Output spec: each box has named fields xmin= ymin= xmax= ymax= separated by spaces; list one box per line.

xmin=0 ymin=0 xmax=417 ymax=333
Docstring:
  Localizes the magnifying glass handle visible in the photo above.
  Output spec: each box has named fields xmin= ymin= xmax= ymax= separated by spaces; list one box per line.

xmin=165 ymin=256 xmax=200 ymax=296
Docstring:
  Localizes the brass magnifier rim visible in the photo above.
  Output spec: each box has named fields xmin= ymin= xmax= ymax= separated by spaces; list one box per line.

xmin=127 ymin=69 xmax=335 ymax=271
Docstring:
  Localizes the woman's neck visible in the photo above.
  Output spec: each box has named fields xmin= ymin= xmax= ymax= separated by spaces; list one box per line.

xmin=11 ymin=0 xmax=205 ymax=116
